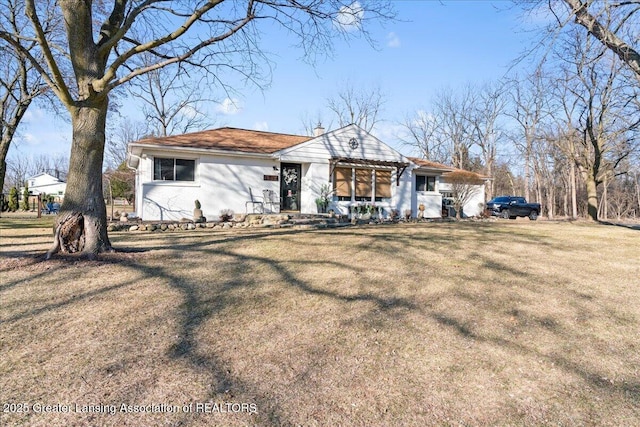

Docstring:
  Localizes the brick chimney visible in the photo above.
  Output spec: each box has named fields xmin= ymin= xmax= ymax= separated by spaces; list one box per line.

xmin=313 ymin=123 xmax=325 ymax=137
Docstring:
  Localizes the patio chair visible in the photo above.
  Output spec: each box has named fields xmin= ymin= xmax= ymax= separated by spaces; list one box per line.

xmin=263 ymin=189 xmax=280 ymax=213
xmin=245 ymin=188 xmax=264 ymax=214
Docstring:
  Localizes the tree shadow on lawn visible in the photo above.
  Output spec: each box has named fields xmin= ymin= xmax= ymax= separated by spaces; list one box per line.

xmin=4 ymin=224 xmax=638 ymax=424
xmin=430 ymin=310 xmax=640 ymax=404
xmin=157 ymin=243 xmax=417 ymax=425
xmin=138 ymin=235 xmax=639 ymax=422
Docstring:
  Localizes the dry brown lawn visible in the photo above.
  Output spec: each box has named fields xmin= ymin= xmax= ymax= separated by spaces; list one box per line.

xmin=1 ymin=217 xmax=639 ymax=426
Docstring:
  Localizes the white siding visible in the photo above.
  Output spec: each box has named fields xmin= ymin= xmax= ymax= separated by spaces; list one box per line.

xmin=410 ymin=171 xmax=442 ymax=218
xmin=279 ymin=125 xmax=406 ymax=163
xmin=439 ymin=182 xmax=486 ymax=217
xmin=135 ymin=151 xmax=279 ymax=221
xmin=278 ymin=125 xmax=412 ymax=217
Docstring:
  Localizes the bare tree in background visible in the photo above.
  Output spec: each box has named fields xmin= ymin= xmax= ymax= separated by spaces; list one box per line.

xmin=505 ymin=68 xmax=550 ymax=204
xmin=560 ymin=0 xmax=640 ymax=81
xmin=465 ymin=81 xmax=507 ymax=201
xmin=4 ymin=151 xmax=69 ymax=193
xmin=433 ymin=87 xmax=476 ymax=170
xmin=550 ymin=30 xmax=640 ymax=221
xmin=300 ymin=111 xmax=331 ymax=137
xmin=129 ymin=60 xmax=215 ymax=137
xmin=0 ymin=0 xmax=394 ymax=258
xmin=0 ymin=0 xmax=54 ymax=195
xmin=443 ymin=170 xmax=483 ymax=220
xmin=29 ymin=153 xmax=69 ymax=178
xmin=327 ymin=82 xmax=385 ymax=132
xmin=105 ymin=118 xmax=148 ymax=170
xmin=399 ymin=109 xmax=450 ymax=164
xmin=3 ymin=151 xmax=30 ymax=192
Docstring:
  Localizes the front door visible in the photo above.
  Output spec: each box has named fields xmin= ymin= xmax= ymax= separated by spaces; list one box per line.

xmin=280 ymin=163 xmax=301 ymax=211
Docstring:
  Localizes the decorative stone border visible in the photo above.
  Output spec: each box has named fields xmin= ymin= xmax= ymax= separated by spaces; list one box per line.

xmin=106 ymin=213 xmax=484 ymax=233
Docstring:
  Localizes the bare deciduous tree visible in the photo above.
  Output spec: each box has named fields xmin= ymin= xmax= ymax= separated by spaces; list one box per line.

xmin=442 ymin=170 xmax=483 ymax=220
xmin=399 ymin=110 xmax=451 ymax=165
xmin=0 ymin=0 xmax=394 ymax=258
xmin=106 ymin=118 xmax=148 ymax=170
xmin=402 ymin=86 xmax=477 ymax=170
xmin=327 ymin=81 xmax=385 ymax=132
xmin=560 ymin=0 xmax=640 ymax=81
xmin=550 ymin=30 xmax=640 ymax=221
xmin=434 ymin=87 xmax=476 ymax=170
xmin=465 ymin=81 xmax=507 ymax=201
xmin=128 ymin=60 xmax=215 ymax=137
xmin=505 ymin=68 xmax=550 ymax=203
xmin=0 ymin=0 xmax=53 ymax=195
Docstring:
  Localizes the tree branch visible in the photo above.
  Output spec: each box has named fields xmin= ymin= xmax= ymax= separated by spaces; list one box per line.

xmin=564 ymin=0 xmax=640 ymax=79
xmin=24 ymin=0 xmax=73 ymax=106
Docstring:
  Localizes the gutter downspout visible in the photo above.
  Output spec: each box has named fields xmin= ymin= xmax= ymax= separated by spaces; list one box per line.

xmin=126 ymin=149 xmax=143 ymax=220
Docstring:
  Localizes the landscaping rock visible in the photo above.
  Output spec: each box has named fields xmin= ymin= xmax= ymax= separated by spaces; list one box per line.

xmin=129 ymin=225 xmax=139 ymax=232
xmin=233 ymin=214 xmax=246 ymax=223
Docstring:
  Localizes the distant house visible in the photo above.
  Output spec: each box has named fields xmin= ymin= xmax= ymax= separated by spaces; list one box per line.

xmin=126 ymin=124 xmax=488 ymax=221
xmin=22 ymin=172 xmax=67 ymax=201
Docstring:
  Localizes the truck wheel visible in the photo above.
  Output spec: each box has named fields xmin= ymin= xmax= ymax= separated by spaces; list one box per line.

xmin=502 ymin=210 xmax=510 ymax=219
xmin=529 ymin=211 xmax=538 ymax=221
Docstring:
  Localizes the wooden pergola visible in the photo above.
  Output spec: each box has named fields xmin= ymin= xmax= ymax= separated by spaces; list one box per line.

xmin=329 ymin=157 xmax=410 ymax=186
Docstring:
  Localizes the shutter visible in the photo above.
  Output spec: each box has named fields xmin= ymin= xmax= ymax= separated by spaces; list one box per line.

xmin=375 ymin=170 xmax=391 ymax=198
xmin=355 ymin=169 xmax=372 ymax=198
xmin=334 ymin=167 xmax=351 ymax=197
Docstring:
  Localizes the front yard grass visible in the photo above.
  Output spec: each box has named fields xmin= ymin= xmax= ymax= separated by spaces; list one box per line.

xmin=0 ymin=219 xmax=638 ymax=426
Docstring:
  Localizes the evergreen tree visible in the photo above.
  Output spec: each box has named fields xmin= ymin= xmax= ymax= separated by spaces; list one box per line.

xmin=21 ymin=185 xmax=29 ymax=211
xmin=8 ymin=187 xmax=18 ymax=211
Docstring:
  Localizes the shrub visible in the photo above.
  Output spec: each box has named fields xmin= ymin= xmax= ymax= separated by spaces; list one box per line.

xmin=219 ymin=209 xmax=233 ymax=222
xmin=195 ymin=199 xmax=201 ymax=209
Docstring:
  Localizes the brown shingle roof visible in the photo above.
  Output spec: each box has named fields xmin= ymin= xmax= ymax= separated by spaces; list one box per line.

xmin=133 ymin=127 xmax=311 ymax=154
xmin=409 ymin=157 xmax=491 ymax=179
xmin=408 ymin=157 xmax=454 ymax=171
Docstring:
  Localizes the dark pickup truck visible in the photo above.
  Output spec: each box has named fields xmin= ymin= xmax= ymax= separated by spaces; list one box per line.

xmin=486 ymin=196 xmax=541 ymax=220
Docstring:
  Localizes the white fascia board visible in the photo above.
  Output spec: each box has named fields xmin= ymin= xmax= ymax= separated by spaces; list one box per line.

xmin=127 ymin=142 xmax=278 ymax=160
xmin=412 ymin=167 xmax=450 ymax=175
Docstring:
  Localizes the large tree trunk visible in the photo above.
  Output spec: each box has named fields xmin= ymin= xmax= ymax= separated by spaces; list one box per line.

xmin=47 ymin=102 xmax=112 ymax=259
xmin=584 ymin=174 xmax=599 ymax=221
xmin=0 ymin=134 xmax=11 ymax=201
xmin=570 ymin=161 xmax=578 ymax=219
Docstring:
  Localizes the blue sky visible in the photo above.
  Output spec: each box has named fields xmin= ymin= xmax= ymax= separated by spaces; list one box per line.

xmin=10 ymin=1 xmax=536 ymax=162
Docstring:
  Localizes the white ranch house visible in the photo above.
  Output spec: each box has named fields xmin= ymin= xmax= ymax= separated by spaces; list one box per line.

xmin=22 ymin=172 xmax=67 ymax=200
xmin=126 ymin=124 xmax=487 ymax=221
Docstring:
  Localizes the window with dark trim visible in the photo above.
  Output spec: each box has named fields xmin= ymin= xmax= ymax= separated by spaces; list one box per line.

xmin=416 ymin=175 xmax=435 ymax=192
xmin=153 ymin=158 xmax=195 ymax=181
